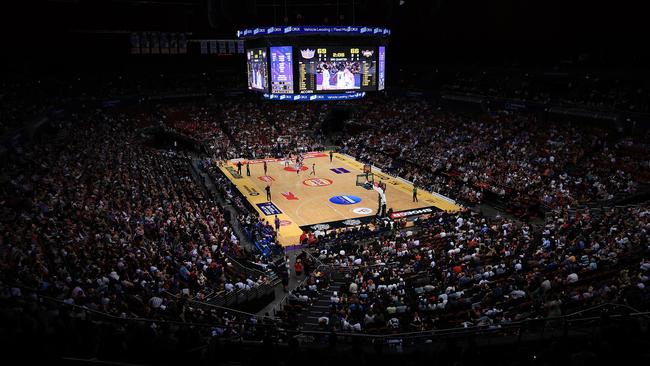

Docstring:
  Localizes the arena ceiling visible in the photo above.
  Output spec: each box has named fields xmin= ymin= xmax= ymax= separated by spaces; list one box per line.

xmin=0 ymin=1 xmax=647 ymax=68
xmin=7 ymin=0 xmax=646 ymax=42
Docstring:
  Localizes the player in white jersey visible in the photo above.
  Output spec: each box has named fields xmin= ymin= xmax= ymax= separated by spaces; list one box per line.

xmin=343 ymin=68 xmax=355 ymax=88
xmin=336 ymin=69 xmax=345 ymax=89
xmin=254 ymin=69 xmax=262 ymax=89
xmin=321 ymin=64 xmax=331 ymax=90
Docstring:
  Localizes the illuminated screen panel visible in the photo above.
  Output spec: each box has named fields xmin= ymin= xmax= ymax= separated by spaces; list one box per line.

xmin=270 ymin=46 xmax=294 ymax=94
xmin=246 ymin=48 xmax=268 ymax=91
xmin=298 ymin=46 xmax=376 ymax=94
xmin=378 ymin=46 xmax=386 ymax=91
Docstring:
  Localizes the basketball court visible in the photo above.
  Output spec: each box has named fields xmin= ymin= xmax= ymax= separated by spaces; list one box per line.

xmin=219 ymin=151 xmax=462 ymax=246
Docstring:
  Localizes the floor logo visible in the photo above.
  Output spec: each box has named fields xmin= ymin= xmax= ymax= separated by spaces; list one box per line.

xmin=243 ymin=185 xmax=260 ymax=196
xmin=258 ymin=176 xmax=275 ymax=182
xmin=284 ymin=166 xmax=309 ymax=172
xmin=225 ymin=166 xmax=242 ymax=179
xmin=256 ymin=202 xmax=283 ymax=216
xmin=352 ymin=207 xmax=373 ymax=215
xmin=280 ymin=220 xmax=292 ymax=227
xmin=329 ymin=195 xmax=362 ymax=205
xmin=303 ymin=178 xmax=333 ymax=187
xmin=281 ymin=192 xmax=299 ymax=200
xmin=330 ymin=167 xmax=350 ymax=174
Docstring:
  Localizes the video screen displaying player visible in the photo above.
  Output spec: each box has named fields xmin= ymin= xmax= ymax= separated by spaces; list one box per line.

xmin=247 ymin=48 xmax=268 ymax=91
xmin=298 ymin=46 xmax=376 ymax=94
xmin=317 ymin=61 xmax=360 ymax=90
xmin=249 ymin=62 xmax=266 ymax=89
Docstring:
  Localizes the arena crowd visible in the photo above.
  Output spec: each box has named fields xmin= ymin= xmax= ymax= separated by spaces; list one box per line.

xmin=0 ymin=71 xmax=648 ymax=363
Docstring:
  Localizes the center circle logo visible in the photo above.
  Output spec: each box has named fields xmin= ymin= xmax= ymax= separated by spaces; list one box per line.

xmin=303 ymin=178 xmax=333 ymax=187
xmin=353 ymin=207 xmax=373 ymax=215
xmin=284 ymin=166 xmax=309 ymax=172
xmin=329 ymin=195 xmax=362 ymax=205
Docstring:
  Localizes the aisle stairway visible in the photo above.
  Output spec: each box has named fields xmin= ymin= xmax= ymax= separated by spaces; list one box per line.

xmin=298 ymin=271 xmax=347 ymax=332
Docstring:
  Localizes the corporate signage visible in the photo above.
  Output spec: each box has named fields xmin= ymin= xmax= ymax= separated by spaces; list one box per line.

xmin=389 ymin=207 xmax=435 ymax=219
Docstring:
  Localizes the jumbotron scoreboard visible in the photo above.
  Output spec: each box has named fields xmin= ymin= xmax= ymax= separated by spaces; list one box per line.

xmin=238 ymin=26 xmax=389 ymax=101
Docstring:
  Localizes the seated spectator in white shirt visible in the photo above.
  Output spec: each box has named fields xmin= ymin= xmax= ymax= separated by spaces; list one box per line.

xmin=567 ymin=273 xmax=579 ymax=283
xmin=330 ymin=291 xmax=340 ymax=304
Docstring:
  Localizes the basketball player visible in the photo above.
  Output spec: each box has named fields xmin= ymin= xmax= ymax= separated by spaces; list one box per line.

xmin=263 ymin=161 xmax=268 ymax=176
xmin=329 ymin=150 xmax=333 ymax=163
xmin=254 ymin=65 xmax=262 ymax=89
xmin=246 ymin=162 xmax=250 ymax=176
xmin=321 ymin=63 xmax=331 ymax=90
xmin=251 ymin=64 xmax=257 ymax=88
xmin=310 ymin=163 xmax=316 ymax=175
xmin=343 ymin=67 xmax=355 ymax=88
xmin=378 ymin=192 xmax=387 ymax=218
xmin=412 ymin=185 xmax=418 ymax=202
xmin=237 ymin=161 xmax=242 ymax=175
xmin=265 ymin=184 xmax=271 ymax=202
xmin=336 ymin=64 xmax=345 ymax=89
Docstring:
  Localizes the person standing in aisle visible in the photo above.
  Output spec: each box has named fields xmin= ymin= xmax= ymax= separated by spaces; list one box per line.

xmin=294 ymin=259 xmax=303 ymax=278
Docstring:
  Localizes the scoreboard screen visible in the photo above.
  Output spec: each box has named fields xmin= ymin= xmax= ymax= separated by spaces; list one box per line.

xmin=246 ymin=48 xmax=268 ymax=91
xmin=270 ymin=46 xmax=294 ymax=94
xmin=298 ymin=46 xmax=376 ymax=94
